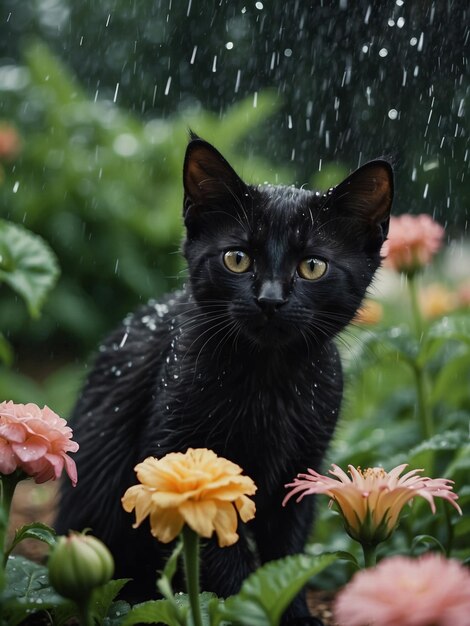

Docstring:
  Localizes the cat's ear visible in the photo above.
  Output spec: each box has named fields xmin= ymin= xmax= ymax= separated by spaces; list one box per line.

xmin=328 ymin=160 xmax=393 ymax=238
xmin=183 ymin=137 xmax=247 ymax=213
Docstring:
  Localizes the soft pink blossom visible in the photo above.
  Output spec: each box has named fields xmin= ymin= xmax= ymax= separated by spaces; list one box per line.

xmin=382 ymin=214 xmax=445 ymax=275
xmin=334 ymin=553 xmax=470 ymax=626
xmin=0 ymin=124 xmax=21 ymax=160
xmin=0 ymin=401 xmax=78 ymax=486
xmin=283 ymin=464 xmax=461 ymax=545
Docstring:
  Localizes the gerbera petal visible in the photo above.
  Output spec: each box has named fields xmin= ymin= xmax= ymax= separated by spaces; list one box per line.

xmin=285 ymin=462 xmax=461 ymax=547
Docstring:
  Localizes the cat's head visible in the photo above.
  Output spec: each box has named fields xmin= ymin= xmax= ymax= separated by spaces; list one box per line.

xmin=182 ymin=136 xmax=393 ymax=350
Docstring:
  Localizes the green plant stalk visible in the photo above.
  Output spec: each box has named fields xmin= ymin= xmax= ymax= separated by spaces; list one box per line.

xmin=408 ymin=275 xmax=434 ymax=440
xmin=182 ymin=526 xmax=203 ymax=626
xmin=76 ymin=596 xmax=93 ymax=626
xmin=0 ymin=472 xmax=22 ymax=593
xmin=361 ymin=543 xmax=377 ymax=568
xmin=412 ymin=363 xmax=434 ymax=440
xmin=408 ymin=274 xmax=423 ymax=339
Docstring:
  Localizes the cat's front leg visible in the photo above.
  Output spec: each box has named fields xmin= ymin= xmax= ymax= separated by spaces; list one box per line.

xmin=199 ymin=529 xmax=257 ymax=597
xmin=254 ymin=493 xmax=324 ymax=625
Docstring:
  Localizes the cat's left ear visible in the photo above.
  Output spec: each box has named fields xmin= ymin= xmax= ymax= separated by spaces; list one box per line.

xmin=183 ymin=137 xmax=247 ymax=214
xmin=328 ymin=160 xmax=393 ymax=239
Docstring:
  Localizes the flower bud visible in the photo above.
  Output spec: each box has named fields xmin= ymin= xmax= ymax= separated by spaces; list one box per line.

xmin=48 ymin=533 xmax=114 ymax=601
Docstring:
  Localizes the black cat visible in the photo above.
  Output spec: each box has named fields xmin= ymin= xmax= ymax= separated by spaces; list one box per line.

xmin=56 ymin=136 xmax=393 ymax=624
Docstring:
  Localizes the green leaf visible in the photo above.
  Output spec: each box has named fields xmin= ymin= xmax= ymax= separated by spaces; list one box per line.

xmin=5 ymin=522 xmax=57 ymax=559
xmin=102 ymin=600 xmax=132 ymax=625
xmin=411 ymin=534 xmax=446 ymax=555
xmin=90 ymin=578 xmax=131 ymax=624
xmin=173 ymin=592 xmax=220 ymax=626
xmin=2 ymin=555 xmax=73 ymax=626
xmin=157 ymin=538 xmax=183 ymax=600
xmin=216 ymin=553 xmax=336 ymax=626
xmin=0 ymin=219 xmax=59 ymax=317
xmin=120 ymin=599 xmax=183 ymax=626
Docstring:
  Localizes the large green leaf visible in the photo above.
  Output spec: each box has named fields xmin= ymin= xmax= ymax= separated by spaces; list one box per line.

xmin=120 ymin=598 xmax=183 ymax=626
xmin=90 ymin=578 xmax=131 ymax=625
xmin=5 ymin=522 xmax=57 ymax=560
xmin=215 ymin=553 xmax=336 ymax=626
xmin=0 ymin=219 xmax=59 ymax=317
xmin=2 ymin=555 xmax=73 ymax=626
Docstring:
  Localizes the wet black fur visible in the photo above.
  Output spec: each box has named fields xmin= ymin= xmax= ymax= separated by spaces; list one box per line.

xmin=56 ymin=138 xmax=393 ymax=624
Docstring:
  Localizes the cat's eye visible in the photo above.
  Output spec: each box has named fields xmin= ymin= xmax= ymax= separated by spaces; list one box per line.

xmin=223 ymin=250 xmax=252 ymax=273
xmin=297 ymin=257 xmax=327 ymax=281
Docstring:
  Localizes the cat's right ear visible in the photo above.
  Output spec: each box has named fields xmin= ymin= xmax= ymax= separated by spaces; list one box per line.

xmin=183 ymin=137 xmax=247 ymax=215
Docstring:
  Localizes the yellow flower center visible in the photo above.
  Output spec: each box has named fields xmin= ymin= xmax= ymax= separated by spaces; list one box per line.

xmin=356 ymin=467 xmax=387 ymax=480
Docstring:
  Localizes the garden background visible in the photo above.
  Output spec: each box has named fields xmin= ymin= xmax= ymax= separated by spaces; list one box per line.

xmin=1 ymin=0 xmax=469 ymax=617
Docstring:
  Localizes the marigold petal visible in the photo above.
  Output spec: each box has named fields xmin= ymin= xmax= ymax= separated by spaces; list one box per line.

xmin=213 ymin=501 xmax=239 ymax=546
xmin=149 ymin=507 xmax=185 ymax=543
xmin=178 ymin=499 xmax=218 ymax=538
xmin=122 ymin=484 xmax=144 ymax=512
xmin=203 ymin=477 xmax=257 ymax=501
xmin=235 ymin=495 xmax=256 ymax=522
xmin=151 ymin=491 xmax=193 ymax=507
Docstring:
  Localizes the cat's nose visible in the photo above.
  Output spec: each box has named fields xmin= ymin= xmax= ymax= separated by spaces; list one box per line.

xmin=256 ymin=281 xmax=287 ymax=314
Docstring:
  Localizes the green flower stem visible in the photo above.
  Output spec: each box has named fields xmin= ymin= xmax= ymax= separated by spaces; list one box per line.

xmin=413 ymin=362 xmax=434 ymax=440
xmin=0 ymin=472 xmax=22 ymax=593
xmin=182 ymin=526 xmax=203 ymax=626
xmin=407 ymin=274 xmax=434 ymax=440
xmin=76 ymin=597 xmax=93 ymax=626
xmin=408 ymin=274 xmax=423 ymax=339
xmin=361 ymin=543 xmax=377 ymax=568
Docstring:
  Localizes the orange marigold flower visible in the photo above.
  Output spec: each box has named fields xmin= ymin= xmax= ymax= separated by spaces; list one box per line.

xmin=456 ymin=281 xmax=470 ymax=308
xmin=382 ymin=214 xmax=445 ymax=276
xmin=419 ymin=283 xmax=457 ymax=319
xmin=122 ymin=448 xmax=257 ymax=546
xmin=353 ymin=299 xmax=383 ymax=325
xmin=334 ymin=553 xmax=470 ymax=626
xmin=0 ymin=401 xmax=79 ymax=486
xmin=283 ymin=464 xmax=461 ymax=546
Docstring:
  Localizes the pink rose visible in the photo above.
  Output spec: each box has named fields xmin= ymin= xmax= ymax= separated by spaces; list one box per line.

xmin=334 ymin=553 xmax=470 ymax=626
xmin=0 ymin=401 xmax=78 ymax=486
xmin=382 ymin=214 xmax=445 ymax=275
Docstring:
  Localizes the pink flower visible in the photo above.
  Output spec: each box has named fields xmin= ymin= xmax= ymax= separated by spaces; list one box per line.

xmin=382 ymin=214 xmax=445 ymax=275
xmin=283 ymin=464 xmax=461 ymax=546
xmin=334 ymin=553 xmax=470 ymax=626
xmin=0 ymin=124 xmax=21 ymax=160
xmin=0 ymin=401 xmax=79 ymax=486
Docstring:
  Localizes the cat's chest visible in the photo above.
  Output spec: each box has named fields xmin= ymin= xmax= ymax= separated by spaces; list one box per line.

xmin=152 ymin=346 xmax=339 ymax=476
